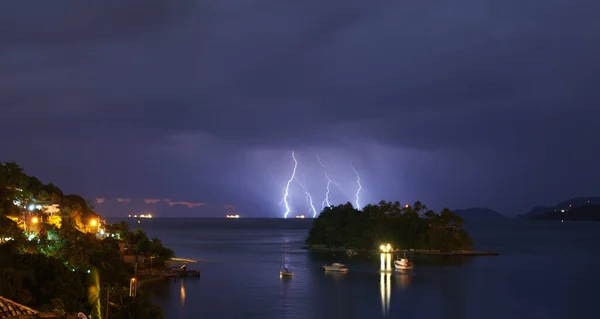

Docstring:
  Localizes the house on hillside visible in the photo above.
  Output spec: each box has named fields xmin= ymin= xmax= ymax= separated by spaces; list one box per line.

xmin=36 ymin=201 xmax=60 ymax=216
xmin=118 ymin=242 xmax=146 ymax=265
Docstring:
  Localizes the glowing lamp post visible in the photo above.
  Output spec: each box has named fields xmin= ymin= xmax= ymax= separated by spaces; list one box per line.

xmin=380 ymin=244 xmax=392 ymax=272
xmin=129 ymin=278 xmax=137 ymax=297
xmin=28 ymin=216 xmax=39 ymax=233
xmin=89 ymin=219 xmax=99 ymax=233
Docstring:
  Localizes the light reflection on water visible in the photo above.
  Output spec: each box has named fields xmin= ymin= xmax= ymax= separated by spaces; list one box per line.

xmin=179 ymin=279 xmax=186 ymax=318
xmin=127 ymin=218 xmax=600 ymax=319
xmin=379 ymin=272 xmax=391 ymax=316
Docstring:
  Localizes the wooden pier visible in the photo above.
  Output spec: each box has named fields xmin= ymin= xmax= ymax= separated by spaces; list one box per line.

xmin=166 ymin=257 xmax=200 ymax=279
xmin=167 ymin=269 xmax=200 ymax=278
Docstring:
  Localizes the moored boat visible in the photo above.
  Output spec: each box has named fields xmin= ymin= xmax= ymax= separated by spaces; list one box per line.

xmin=279 ymin=240 xmax=293 ymax=277
xmin=323 ymin=263 xmax=349 ymax=272
xmin=394 ymin=253 xmax=414 ymax=270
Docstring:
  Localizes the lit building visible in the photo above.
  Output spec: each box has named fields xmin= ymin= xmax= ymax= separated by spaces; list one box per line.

xmin=41 ymin=203 xmax=60 ymax=215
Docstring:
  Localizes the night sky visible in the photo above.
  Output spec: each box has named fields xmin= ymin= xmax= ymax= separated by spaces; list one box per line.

xmin=1 ymin=1 xmax=599 ymax=218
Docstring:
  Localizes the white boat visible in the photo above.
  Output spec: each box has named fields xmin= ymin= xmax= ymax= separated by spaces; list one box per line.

xmin=280 ymin=268 xmax=293 ymax=277
xmin=279 ymin=241 xmax=293 ymax=277
xmin=394 ymin=254 xmax=414 ymax=270
xmin=323 ymin=263 xmax=349 ymax=272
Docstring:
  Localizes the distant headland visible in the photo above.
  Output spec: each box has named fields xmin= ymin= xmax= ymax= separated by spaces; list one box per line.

xmin=519 ymin=197 xmax=600 ymax=221
xmin=451 ymin=207 xmax=508 ymax=221
xmin=448 ymin=197 xmax=600 ymax=222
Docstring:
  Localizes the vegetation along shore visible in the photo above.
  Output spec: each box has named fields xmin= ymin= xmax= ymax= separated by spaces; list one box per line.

xmin=0 ymin=162 xmax=174 ymax=319
xmin=305 ymin=201 xmax=499 ymax=256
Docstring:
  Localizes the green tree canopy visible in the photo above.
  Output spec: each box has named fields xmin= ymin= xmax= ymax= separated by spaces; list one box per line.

xmin=305 ymin=201 xmax=473 ymax=251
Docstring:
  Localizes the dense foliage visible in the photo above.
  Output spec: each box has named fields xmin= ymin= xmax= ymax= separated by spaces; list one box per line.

xmin=0 ymin=162 xmax=173 ymax=318
xmin=306 ymin=201 xmax=474 ymax=251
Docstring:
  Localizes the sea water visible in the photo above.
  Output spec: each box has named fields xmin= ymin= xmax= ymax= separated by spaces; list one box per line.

xmin=110 ymin=218 xmax=600 ymax=319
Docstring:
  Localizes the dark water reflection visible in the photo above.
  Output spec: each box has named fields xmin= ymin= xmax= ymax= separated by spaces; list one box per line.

xmin=114 ymin=218 xmax=600 ymax=319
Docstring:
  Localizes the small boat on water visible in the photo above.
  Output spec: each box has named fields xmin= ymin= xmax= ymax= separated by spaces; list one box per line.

xmin=279 ymin=241 xmax=293 ymax=277
xmin=323 ymin=263 xmax=349 ymax=272
xmin=280 ymin=267 xmax=293 ymax=277
xmin=394 ymin=253 xmax=414 ymax=270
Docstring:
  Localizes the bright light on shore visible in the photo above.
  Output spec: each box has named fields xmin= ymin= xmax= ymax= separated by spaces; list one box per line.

xmin=226 ymin=214 xmax=240 ymax=219
xmin=379 ymin=243 xmax=392 ymax=253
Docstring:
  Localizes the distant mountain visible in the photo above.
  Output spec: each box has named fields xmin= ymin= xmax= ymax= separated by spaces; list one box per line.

xmin=530 ymin=204 xmax=600 ymax=221
xmin=452 ymin=207 xmax=507 ymax=221
xmin=517 ymin=197 xmax=600 ymax=219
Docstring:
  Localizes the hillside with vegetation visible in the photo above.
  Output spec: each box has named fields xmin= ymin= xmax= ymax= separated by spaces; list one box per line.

xmin=517 ymin=197 xmax=600 ymax=219
xmin=451 ymin=207 xmax=507 ymax=221
xmin=305 ymin=201 xmax=474 ymax=252
xmin=530 ymin=204 xmax=600 ymax=221
xmin=0 ymin=161 xmax=173 ymax=318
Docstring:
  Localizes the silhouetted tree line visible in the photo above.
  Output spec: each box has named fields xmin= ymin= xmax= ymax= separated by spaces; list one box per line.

xmin=305 ymin=201 xmax=474 ymax=251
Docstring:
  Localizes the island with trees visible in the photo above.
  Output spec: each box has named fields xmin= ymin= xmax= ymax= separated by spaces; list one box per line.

xmin=0 ymin=161 xmax=174 ymax=319
xmin=305 ymin=200 xmax=497 ymax=255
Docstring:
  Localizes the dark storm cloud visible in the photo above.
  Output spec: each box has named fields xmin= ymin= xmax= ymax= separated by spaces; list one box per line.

xmin=0 ymin=0 xmax=187 ymax=48
xmin=2 ymin=0 xmax=600 ymax=216
xmin=3 ymin=0 xmax=598 ymax=151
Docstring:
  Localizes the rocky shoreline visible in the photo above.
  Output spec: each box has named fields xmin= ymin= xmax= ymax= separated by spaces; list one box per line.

xmin=303 ymin=245 xmax=499 ymax=256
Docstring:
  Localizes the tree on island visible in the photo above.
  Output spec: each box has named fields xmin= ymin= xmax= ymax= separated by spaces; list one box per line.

xmin=305 ymin=200 xmax=473 ymax=251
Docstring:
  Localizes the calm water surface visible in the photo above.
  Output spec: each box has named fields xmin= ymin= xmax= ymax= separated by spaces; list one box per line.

xmin=114 ymin=218 xmax=600 ymax=319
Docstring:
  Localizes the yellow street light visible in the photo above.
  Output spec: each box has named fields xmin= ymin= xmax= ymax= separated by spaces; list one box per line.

xmin=129 ymin=278 xmax=137 ymax=297
xmin=90 ymin=219 xmax=98 ymax=227
xmin=31 ymin=217 xmax=39 ymax=224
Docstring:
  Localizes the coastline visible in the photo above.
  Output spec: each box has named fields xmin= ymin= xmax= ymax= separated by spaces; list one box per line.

xmin=303 ymin=245 xmax=499 ymax=256
xmin=138 ymin=274 xmax=169 ymax=289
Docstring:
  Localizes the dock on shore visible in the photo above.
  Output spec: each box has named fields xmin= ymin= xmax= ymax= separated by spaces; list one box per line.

xmin=167 ymin=269 xmax=201 ymax=278
xmin=166 ymin=257 xmax=201 ymax=279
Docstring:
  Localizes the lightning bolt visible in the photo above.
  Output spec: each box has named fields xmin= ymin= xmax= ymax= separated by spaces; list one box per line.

xmin=350 ymin=163 xmax=362 ymax=210
xmin=296 ymin=179 xmax=318 ymax=218
xmin=280 ymin=151 xmax=298 ymax=219
xmin=317 ymin=154 xmax=343 ymax=209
